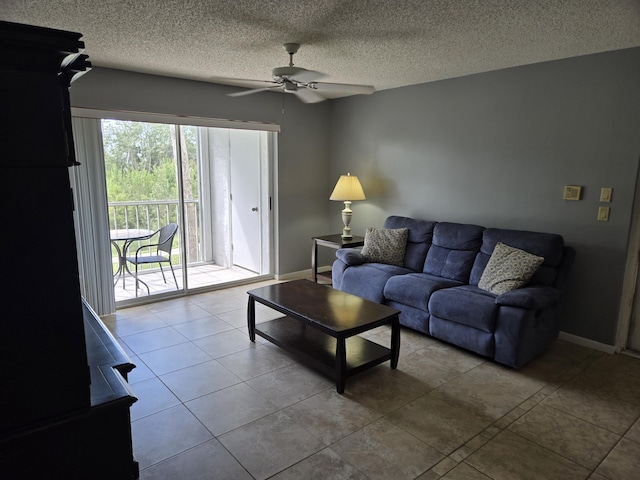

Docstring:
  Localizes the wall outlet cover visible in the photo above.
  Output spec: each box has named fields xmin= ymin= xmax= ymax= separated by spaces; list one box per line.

xmin=600 ymin=187 xmax=613 ymax=203
xmin=598 ymin=206 xmax=610 ymax=222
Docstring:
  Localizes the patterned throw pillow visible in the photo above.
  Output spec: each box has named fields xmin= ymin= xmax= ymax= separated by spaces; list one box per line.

xmin=478 ymin=242 xmax=544 ymax=295
xmin=361 ymin=227 xmax=408 ymax=267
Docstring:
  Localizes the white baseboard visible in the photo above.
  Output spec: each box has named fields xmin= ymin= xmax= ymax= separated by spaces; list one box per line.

xmin=558 ymin=331 xmax=617 ymax=354
xmin=274 ymin=269 xmax=312 ymax=281
xmin=275 ymin=267 xmax=332 ymax=282
xmin=622 ymin=349 xmax=640 ymax=359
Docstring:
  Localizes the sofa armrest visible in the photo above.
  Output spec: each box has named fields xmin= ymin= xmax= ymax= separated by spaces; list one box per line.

xmin=335 ymin=248 xmax=366 ymax=266
xmin=496 ymin=286 xmax=560 ymax=309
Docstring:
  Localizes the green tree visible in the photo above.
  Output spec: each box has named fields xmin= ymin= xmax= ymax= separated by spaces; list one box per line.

xmin=102 ymin=119 xmax=178 ymax=202
xmin=102 ymin=119 xmax=201 ymax=262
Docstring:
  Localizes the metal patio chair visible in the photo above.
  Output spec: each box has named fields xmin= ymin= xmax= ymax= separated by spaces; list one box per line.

xmin=125 ymin=223 xmax=179 ymax=296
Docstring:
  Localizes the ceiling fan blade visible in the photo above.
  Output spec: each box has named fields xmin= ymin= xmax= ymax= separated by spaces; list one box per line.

xmin=293 ymin=87 xmax=326 ymax=103
xmin=309 ymin=82 xmax=375 ymax=95
xmin=227 ymin=85 xmax=281 ymax=97
xmin=289 ymin=69 xmax=325 ymax=83
xmin=210 ymin=76 xmax=276 ymax=89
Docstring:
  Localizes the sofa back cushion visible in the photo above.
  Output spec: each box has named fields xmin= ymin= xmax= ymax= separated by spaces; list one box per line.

xmin=423 ymin=222 xmax=484 ymax=282
xmin=383 ymin=216 xmax=437 ymax=272
xmin=470 ymin=228 xmax=565 ymax=287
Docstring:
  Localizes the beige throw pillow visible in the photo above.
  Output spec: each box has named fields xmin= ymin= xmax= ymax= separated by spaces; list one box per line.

xmin=478 ymin=242 xmax=544 ymax=295
xmin=361 ymin=227 xmax=408 ymax=267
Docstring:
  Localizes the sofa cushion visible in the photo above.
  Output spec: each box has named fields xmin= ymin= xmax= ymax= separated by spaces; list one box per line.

xmin=429 ymin=285 xmax=498 ymax=333
xmin=384 ymin=216 xmax=437 ymax=272
xmin=385 ymin=300 xmax=430 ymax=334
xmin=470 ymin=228 xmax=564 ymax=286
xmin=423 ymin=222 xmax=484 ymax=282
xmin=341 ymin=263 xmax=413 ymax=303
xmin=383 ymin=273 xmax=463 ymax=310
xmin=361 ymin=227 xmax=408 ymax=267
xmin=478 ymin=242 xmax=544 ymax=295
xmin=429 ymin=317 xmax=495 ymax=357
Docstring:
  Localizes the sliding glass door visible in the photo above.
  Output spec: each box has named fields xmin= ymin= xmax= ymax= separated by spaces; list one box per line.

xmin=100 ymin=118 xmax=272 ymax=305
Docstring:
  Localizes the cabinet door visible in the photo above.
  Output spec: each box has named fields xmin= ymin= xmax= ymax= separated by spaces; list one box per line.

xmin=1 ymin=167 xmax=89 ymax=432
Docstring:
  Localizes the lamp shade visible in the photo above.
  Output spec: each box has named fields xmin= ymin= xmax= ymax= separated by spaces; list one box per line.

xmin=329 ymin=173 xmax=366 ymax=201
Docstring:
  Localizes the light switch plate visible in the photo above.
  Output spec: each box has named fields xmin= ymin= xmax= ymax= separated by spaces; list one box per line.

xmin=598 ymin=206 xmax=610 ymax=222
xmin=563 ymin=185 xmax=582 ymax=201
xmin=600 ymin=187 xmax=613 ymax=203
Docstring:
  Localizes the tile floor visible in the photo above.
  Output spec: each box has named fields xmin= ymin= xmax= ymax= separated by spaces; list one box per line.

xmin=103 ymin=279 xmax=640 ymax=479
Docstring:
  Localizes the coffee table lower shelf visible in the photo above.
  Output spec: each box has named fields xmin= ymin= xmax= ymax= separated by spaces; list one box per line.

xmin=255 ymin=316 xmax=392 ymax=393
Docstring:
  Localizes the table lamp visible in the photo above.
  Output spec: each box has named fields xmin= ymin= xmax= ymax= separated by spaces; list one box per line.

xmin=329 ymin=173 xmax=366 ymax=239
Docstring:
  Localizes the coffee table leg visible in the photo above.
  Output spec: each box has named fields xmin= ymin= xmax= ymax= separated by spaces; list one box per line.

xmin=247 ymin=296 xmax=256 ymax=342
xmin=336 ymin=337 xmax=346 ymax=394
xmin=390 ymin=316 xmax=400 ymax=369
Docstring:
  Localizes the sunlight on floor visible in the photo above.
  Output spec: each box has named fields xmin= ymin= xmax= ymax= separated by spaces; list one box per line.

xmin=114 ymin=264 xmax=259 ymax=303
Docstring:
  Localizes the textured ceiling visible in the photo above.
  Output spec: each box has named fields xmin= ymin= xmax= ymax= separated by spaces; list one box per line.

xmin=2 ymin=0 xmax=640 ymax=99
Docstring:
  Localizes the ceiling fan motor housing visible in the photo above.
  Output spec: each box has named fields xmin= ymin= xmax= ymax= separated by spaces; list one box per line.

xmin=272 ymin=66 xmax=307 ymax=80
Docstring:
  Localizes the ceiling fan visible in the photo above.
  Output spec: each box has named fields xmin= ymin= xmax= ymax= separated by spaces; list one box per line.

xmin=227 ymin=43 xmax=375 ymax=103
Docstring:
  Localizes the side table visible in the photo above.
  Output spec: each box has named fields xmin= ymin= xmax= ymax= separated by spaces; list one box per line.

xmin=312 ymin=234 xmax=365 ymax=283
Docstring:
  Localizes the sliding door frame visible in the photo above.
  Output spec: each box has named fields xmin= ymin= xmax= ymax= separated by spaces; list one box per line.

xmin=71 ymin=107 xmax=279 ymax=308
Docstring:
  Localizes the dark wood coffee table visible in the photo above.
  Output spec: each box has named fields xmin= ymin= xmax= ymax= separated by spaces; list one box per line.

xmin=247 ymin=279 xmax=400 ymax=393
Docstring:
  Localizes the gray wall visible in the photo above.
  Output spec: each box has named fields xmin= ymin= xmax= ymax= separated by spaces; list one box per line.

xmin=71 ymin=48 xmax=640 ymax=347
xmin=70 ymin=67 xmax=332 ymax=276
xmin=329 ymin=47 xmax=640 ymax=345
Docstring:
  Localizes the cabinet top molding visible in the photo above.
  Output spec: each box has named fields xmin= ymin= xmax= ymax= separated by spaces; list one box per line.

xmin=0 ymin=21 xmax=91 ymax=79
xmin=0 ymin=20 xmax=91 ymax=168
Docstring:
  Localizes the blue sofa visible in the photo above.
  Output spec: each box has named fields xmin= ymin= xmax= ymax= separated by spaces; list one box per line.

xmin=332 ymin=216 xmax=575 ymax=368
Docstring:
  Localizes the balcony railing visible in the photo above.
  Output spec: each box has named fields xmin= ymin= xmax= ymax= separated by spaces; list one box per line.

xmin=108 ymin=199 xmax=260 ymax=300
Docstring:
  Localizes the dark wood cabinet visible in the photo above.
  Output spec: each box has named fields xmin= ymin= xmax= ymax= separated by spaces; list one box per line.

xmin=0 ymin=21 xmax=138 ymax=479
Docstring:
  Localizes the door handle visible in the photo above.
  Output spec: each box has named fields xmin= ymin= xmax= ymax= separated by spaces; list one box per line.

xmin=251 ymin=207 xmax=258 ymax=212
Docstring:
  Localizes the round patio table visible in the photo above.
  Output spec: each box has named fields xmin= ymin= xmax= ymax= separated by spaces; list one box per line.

xmin=110 ymin=229 xmax=154 ymax=288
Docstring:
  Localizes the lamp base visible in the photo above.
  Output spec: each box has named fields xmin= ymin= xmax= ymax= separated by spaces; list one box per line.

xmin=341 ymin=201 xmax=353 ymax=240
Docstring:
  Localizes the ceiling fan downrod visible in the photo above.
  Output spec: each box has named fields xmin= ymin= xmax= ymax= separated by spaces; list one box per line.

xmin=283 ymin=43 xmax=300 ymax=67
